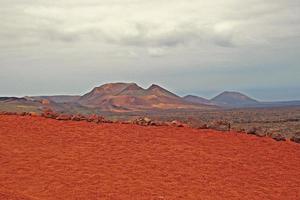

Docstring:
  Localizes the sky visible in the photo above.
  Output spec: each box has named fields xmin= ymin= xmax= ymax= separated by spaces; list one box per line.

xmin=0 ymin=0 xmax=300 ymax=101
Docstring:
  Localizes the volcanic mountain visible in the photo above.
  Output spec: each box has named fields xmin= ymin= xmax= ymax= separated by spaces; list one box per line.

xmin=210 ymin=91 xmax=259 ymax=107
xmin=78 ymin=83 xmax=212 ymax=111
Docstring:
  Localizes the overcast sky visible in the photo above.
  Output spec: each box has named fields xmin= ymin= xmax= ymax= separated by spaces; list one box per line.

xmin=0 ymin=0 xmax=300 ymax=100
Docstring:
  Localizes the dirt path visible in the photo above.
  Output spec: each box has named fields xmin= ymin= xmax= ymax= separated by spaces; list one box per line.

xmin=0 ymin=115 xmax=299 ymax=199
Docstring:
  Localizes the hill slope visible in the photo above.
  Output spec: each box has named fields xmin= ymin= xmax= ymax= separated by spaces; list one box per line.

xmin=183 ymin=95 xmax=212 ymax=105
xmin=79 ymin=83 xmax=213 ymax=111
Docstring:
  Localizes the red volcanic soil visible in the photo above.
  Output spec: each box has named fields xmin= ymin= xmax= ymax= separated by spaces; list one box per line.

xmin=0 ymin=115 xmax=300 ymax=200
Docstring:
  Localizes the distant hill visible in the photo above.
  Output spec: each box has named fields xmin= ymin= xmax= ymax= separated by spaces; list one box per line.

xmin=0 ymin=96 xmax=61 ymax=113
xmin=0 ymin=97 xmax=29 ymax=103
xmin=31 ymin=95 xmax=81 ymax=103
xmin=210 ymin=91 xmax=259 ymax=107
xmin=185 ymin=91 xmax=300 ymax=108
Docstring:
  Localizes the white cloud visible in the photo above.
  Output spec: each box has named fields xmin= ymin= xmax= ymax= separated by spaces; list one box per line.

xmin=147 ymin=47 xmax=168 ymax=57
xmin=1 ymin=0 xmax=298 ymax=57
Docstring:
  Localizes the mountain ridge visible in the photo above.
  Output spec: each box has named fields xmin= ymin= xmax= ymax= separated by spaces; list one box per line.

xmin=3 ymin=82 xmax=300 ymax=113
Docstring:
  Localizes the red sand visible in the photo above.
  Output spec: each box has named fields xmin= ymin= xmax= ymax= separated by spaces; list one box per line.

xmin=0 ymin=115 xmax=299 ymax=200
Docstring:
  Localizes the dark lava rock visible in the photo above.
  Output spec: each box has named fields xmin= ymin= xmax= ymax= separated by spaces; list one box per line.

xmin=71 ymin=114 xmax=87 ymax=121
xmin=86 ymin=115 xmax=105 ymax=123
xmin=270 ymin=133 xmax=286 ymax=142
xmin=290 ymin=133 xmax=300 ymax=143
xmin=103 ymin=120 xmax=113 ymax=123
xmin=247 ymin=127 xmax=267 ymax=137
xmin=19 ymin=112 xmax=29 ymax=116
xmin=42 ymin=109 xmax=58 ymax=119
xmin=208 ymin=120 xmax=230 ymax=131
xmin=133 ymin=117 xmax=152 ymax=126
xmin=246 ymin=127 xmax=257 ymax=135
xmin=56 ymin=114 xmax=72 ymax=121
xmin=255 ymin=131 xmax=267 ymax=137
xmin=197 ymin=124 xmax=208 ymax=129
xmin=2 ymin=112 xmax=18 ymax=115
xmin=170 ymin=120 xmax=185 ymax=127
xmin=28 ymin=112 xmax=39 ymax=117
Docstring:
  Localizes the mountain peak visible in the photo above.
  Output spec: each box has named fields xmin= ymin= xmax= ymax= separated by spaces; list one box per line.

xmin=123 ymin=83 xmax=143 ymax=90
xmin=214 ymin=91 xmax=257 ymax=100
xmin=184 ymin=95 xmax=200 ymax=99
xmin=117 ymin=83 xmax=146 ymax=96
xmin=147 ymin=84 xmax=179 ymax=98
xmin=219 ymin=91 xmax=245 ymax=95
xmin=79 ymin=82 xmax=135 ymax=103
xmin=147 ymin=84 xmax=161 ymax=90
xmin=96 ymin=82 xmax=135 ymax=90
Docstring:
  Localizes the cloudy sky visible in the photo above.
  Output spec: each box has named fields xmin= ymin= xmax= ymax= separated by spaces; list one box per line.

xmin=1 ymin=0 xmax=300 ymax=100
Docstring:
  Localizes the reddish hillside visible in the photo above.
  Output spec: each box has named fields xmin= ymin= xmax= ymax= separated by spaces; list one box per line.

xmin=0 ymin=115 xmax=299 ymax=200
xmin=78 ymin=83 xmax=214 ymax=111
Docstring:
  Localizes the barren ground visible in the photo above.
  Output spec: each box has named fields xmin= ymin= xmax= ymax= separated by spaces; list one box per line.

xmin=0 ymin=115 xmax=299 ymax=200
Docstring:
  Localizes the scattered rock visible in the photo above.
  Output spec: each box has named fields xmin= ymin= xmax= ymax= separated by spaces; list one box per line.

xmin=270 ymin=132 xmax=286 ymax=142
xmin=103 ymin=119 xmax=113 ymax=123
xmin=120 ymin=121 xmax=131 ymax=124
xmin=255 ymin=131 xmax=267 ymax=137
xmin=19 ymin=112 xmax=28 ymax=116
xmin=170 ymin=120 xmax=185 ymax=127
xmin=71 ymin=114 xmax=87 ymax=121
xmin=133 ymin=117 xmax=153 ymax=126
xmin=246 ymin=127 xmax=257 ymax=135
xmin=197 ymin=124 xmax=208 ymax=129
xmin=86 ymin=114 xmax=104 ymax=123
xmin=150 ymin=121 xmax=166 ymax=126
xmin=149 ymin=121 xmax=160 ymax=126
xmin=233 ymin=127 xmax=246 ymax=133
xmin=41 ymin=109 xmax=58 ymax=119
xmin=208 ymin=120 xmax=230 ymax=131
xmin=56 ymin=114 xmax=72 ymax=121
xmin=4 ymin=112 xmax=18 ymax=115
xmin=290 ymin=133 xmax=300 ymax=143
xmin=28 ymin=112 xmax=38 ymax=117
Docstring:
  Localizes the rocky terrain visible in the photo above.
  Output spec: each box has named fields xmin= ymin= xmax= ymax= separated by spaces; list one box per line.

xmin=0 ymin=115 xmax=299 ymax=200
xmin=125 ymin=107 xmax=300 ymax=143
